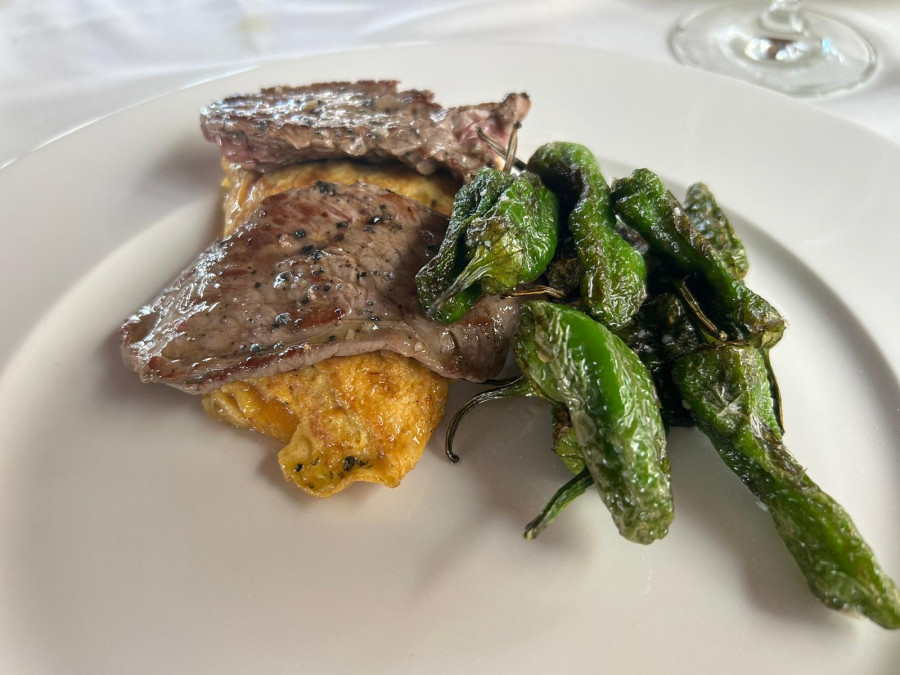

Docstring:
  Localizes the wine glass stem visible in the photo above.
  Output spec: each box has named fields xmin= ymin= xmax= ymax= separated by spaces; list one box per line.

xmin=761 ymin=0 xmax=807 ymax=35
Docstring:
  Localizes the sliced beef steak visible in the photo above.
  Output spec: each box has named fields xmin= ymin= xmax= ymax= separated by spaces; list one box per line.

xmin=200 ymin=81 xmax=530 ymax=182
xmin=121 ymin=182 xmax=519 ymax=393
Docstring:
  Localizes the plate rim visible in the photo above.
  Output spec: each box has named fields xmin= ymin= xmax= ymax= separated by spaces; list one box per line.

xmin=1 ymin=41 xmax=899 ymax=673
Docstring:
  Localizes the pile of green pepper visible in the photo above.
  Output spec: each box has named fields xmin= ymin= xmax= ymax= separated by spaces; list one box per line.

xmin=417 ymin=140 xmax=900 ymax=629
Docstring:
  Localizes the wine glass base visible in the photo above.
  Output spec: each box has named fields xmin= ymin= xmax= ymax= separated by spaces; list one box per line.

xmin=671 ymin=2 xmax=876 ymax=97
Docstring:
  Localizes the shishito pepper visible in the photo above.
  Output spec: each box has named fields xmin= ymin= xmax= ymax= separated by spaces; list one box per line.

xmin=416 ymin=167 xmax=559 ymax=323
xmin=446 ymin=301 xmax=673 ymax=543
xmin=672 ymin=344 xmax=900 ymax=629
xmin=527 ymin=142 xmax=646 ymax=329
xmin=415 ymin=168 xmax=508 ymax=323
xmin=514 ymin=301 xmax=672 ymax=544
xmin=612 ymin=168 xmax=784 ymax=348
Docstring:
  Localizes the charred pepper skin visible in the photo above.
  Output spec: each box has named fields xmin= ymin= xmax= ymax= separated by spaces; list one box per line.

xmin=415 ymin=167 xmax=558 ymax=323
xmin=459 ymin=171 xmax=559 ymax=295
xmin=527 ymin=143 xmax=646 ymax=329
xmin=615 ymin=292 xmax=700 ymax=429
xmin=514 ymin=301 xmax=673 ymax=545
xmin=683 ymin=182 xmax=748 ymax=280
xmin=611 ymin=168 xmax=784 ymax=349
xmin=672 ymin=345 xmax=900 ymax=629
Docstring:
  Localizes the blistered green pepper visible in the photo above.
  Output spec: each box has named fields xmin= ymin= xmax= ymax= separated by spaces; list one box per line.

xmin=611 ymin=169 xmax=784 ymax=349
xmin=444 ymin=301 xmax=672 ymax=543
xmin=527 ymin=142 xmax=646 ymax=329
xmin=672 ymin=345 xmax=900 ymax=629
xmin=415 ymin=167 xmax=558 ymax=323
xmin=514 ymin=301 xmax=672 ymax=544
xmin=684 ymin=182 xmax=748 ymax=279
xmin=415 ymin=169 xmax=511 ymax=322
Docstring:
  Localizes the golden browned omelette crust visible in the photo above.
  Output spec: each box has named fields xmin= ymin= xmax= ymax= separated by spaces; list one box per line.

xmin=203 ymin=352 xmax=447 ymax=497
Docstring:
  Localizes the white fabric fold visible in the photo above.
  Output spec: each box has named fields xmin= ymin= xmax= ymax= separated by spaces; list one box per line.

xmin=1 ymin=0 xmax=899 ymax=166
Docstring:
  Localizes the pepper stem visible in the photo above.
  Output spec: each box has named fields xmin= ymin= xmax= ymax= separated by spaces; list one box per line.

xmin=503 ymin=122 xmax=521 ymax=175
xmin=502 ymin=285 xmax=567 ymax=300
xmin=445 ymin=376 xmax=536 ymax=463
xmin=523 ymin=468 xmax=594 ymax=539
xmin=477 ymin=126 xmax=526 ymax=171
xmin=674 ymin=279 xmax=728 ymax=342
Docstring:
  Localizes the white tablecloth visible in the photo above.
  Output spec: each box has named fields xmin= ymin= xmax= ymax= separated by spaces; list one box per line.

xmin=2 ymin=0 xmax=899 ymax=168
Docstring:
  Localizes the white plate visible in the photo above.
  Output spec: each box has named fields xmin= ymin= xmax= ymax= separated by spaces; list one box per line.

xmin=2 ymin=44 xmax=899 ymax=674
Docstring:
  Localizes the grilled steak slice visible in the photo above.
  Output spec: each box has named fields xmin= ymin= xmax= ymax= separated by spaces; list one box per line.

xmin=121 ymin=182 xmax=519 ymax=393
xmin=200 ymin=81 xmax=530 ymax=182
